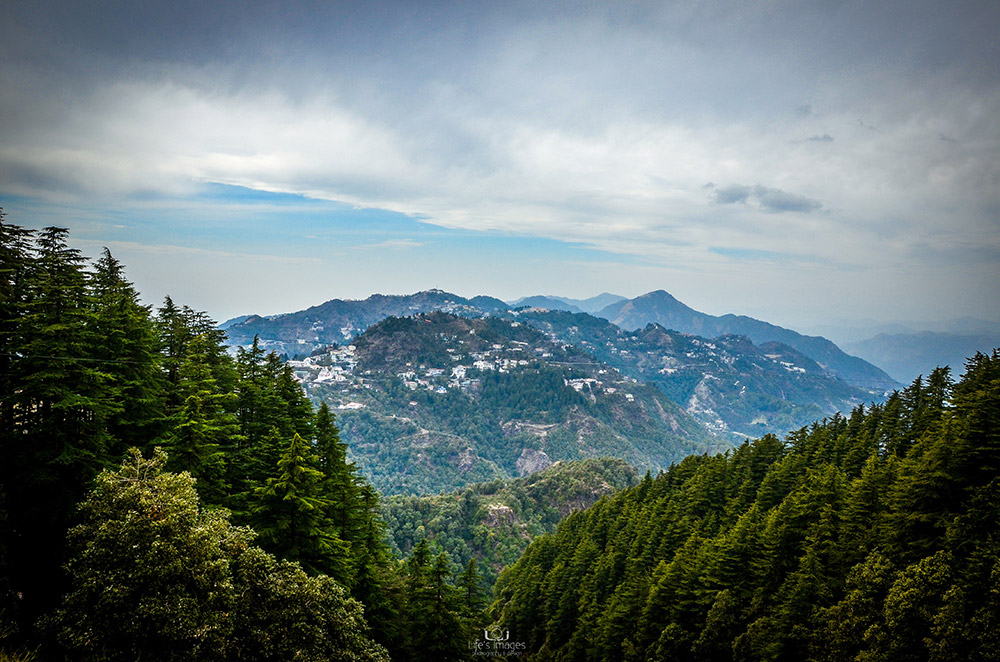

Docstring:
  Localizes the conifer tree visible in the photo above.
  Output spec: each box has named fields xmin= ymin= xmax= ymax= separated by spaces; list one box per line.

xmin=251 ymin=432 xmax=350 ymax=580
xmin=234 ymin=336 xmax=271 ymax=446
xmin=0 ymin=212 xmax=34 ymax=445
xmin=457 ymin=557 xmax=487 ymax=617
xmin=4 ymin=227 xmax=113 ymax=623
xmin=89 ymin=248 xmax=164 ymax=452
xmin=315 ymin=402 xmax=366 ymax=548
xmin=160 ymin=334 xmax=239 ymax=504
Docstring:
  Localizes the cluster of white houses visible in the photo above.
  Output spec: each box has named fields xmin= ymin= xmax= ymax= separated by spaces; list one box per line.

xmin=282 ymin=330 xmax=640 ymax=409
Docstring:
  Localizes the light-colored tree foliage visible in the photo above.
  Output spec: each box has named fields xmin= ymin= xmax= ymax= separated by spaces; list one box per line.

xmin=49 ymin=449 xmax=388 ymax=662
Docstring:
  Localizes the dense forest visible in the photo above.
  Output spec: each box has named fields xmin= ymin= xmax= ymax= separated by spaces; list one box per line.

xmin=383 ymin=458 xmax=638 ymax=590
xmin=489 ymin=353 xmax=1000 ymax=661
xmin=0 ymin=215 xmax=491 ymax=661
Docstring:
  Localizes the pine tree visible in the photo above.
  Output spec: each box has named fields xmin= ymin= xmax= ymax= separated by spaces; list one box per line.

xmin=160 ymin=334 xmax=240 ymax=504
xmin=315 ymin=402 xmax=365 ymax=549
xmin=4 ymin=227 xmax=114 ymax=623
xmin=0 ymin=212 xmax=34 ymax=449
xmin=400 ymin=542 xmax=465 ymax=662
xmin=251 ymin=433 xmax=350 ymax=579
xmin=89 ymin=248 xmax=164 ymax=453
xmin=234 ymin=336 xmax=271 ymax=447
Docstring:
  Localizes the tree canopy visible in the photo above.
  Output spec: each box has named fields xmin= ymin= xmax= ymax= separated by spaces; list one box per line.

xmin=490 ymin=356 xmax=1000 ymax=661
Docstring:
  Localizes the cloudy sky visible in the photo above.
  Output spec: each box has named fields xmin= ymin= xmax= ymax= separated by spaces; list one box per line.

xmin=2 ymin=0 xmax=998 ymax=330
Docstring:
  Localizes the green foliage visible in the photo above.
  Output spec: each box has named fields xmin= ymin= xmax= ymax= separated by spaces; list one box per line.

xmin=47 ymin=449 xmax=388 ymax=662
xmin=0 ymin=218 xmax=398 ymax=655
xmin=251 ymin=433 xmax=351 ymax=579
xmin=490 ymin=353 xmax=1000 ymax=661
xmin=1 ymin=223 xmax=150 ymax=626
xmin=383 ymin=458 xmax=639 ymax=589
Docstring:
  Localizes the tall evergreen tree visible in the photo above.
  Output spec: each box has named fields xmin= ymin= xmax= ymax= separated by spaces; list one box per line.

xmin=315 ymin=402 xmax=365 ymax=550
xmin=251 ymin=432 xmax=350 ymax=580
xmin=160 ymin=334 xmax=240 ymax=505
xmin=89 ymin=248 xmax=164 ymax=453
xmin=3 ymin=227 xmax=113 ymax=624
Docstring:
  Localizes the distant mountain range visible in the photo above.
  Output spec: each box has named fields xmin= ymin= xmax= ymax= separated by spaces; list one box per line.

xmin=593 ymin=290 xmax=897 ymax=391
xmin=801 ymin=316 xmax=999 ymax=345
xmin=511 ymin=309 xmax=879 ymax=439
xmin=223 ymin=289 xmax=904 ymax=482
xmin=295 ymin=312 xmax=715 ymax=495
xmin=222 ymin=289 xmax=896 ymax=390
xmin=223 ymin=289 xmax=507 ymax=352
xmin=843 ymin=331 xmax=1000 ymax=384
xmin=508 ymin=293 xmax=626 ymax=314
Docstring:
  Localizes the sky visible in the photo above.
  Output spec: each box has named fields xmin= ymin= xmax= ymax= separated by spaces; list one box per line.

xmin=2 ymin=0 xmax=998 ymax=331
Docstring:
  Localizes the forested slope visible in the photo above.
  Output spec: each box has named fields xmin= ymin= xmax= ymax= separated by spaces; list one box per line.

xmin=490 ymin=353 xmax=1000 ymax=661
xmin=308 ymin=312 xmax=712 ymax=495
xmin=383 ymin=458 xmax=639 ymax=589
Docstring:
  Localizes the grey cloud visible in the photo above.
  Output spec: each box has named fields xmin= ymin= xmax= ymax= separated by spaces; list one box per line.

xmin=752 ymin=186 xmax=822 ymax=214
xmin=711 ymin=184 xmax=822 ymax=214
xmin=808 ymin=134 xmax=834 ymax=142
xmin=712 ymin=184 xmax=753 ymax=204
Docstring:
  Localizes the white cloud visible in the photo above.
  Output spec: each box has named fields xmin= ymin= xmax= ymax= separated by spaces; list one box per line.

xmin=1 ymin=1 xmax=998 ymax=324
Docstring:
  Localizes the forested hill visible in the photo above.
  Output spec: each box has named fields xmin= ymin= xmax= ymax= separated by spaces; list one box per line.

xmin=224 ymin=289 xmax=507 ymax=352
xmin=301 ymin=311 xmax=714 ymax=495
xmin=383 ymin=458 xmax=639 ymax=590
xmin=511 ymin=308 xmax=881 ymax=441
xmin=489 ymin=352 xmax=1000 ymax=661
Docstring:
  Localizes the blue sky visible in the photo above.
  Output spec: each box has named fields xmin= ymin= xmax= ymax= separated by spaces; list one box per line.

xmin=2 ymin=1 xmax=998 ymax=329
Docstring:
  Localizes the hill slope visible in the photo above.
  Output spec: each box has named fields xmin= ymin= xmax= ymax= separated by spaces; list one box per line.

xmin=597 ymin=290 xmax=898 ymax=391
xmin=513 ymin=309 xmax=881 ymax=440
xmin=489 ymin=352 xmax=1000 ymax=661
xmin=295 ymin=312 xmax=715 ymax=495
xmin=382 ymin=457 xmax=638 ymax=589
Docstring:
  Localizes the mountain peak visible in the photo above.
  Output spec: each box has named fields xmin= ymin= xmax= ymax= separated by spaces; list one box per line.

xmin=597 ymin=291 xmax=898 ymax=390
xmin=634 ymin=290 xmax=686 ymax=305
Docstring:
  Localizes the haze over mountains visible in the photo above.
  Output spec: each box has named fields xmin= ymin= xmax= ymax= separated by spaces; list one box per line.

xmin=843 ymin=331 xmax=1000 ymax=384
xmin=508 ymin=293 xmax=627 ymax=314
xmin=593 ymin=290 xmax=897 ymax=391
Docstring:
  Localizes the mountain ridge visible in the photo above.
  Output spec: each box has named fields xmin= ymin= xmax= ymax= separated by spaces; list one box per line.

xmin=512 ymin=308 xmax=882 ymax=440
xmin=296 ymin=311 xmax=716 ymax=495
xmin=843 ymin=330 xmax=1000 ymax=383
xmin=509 ymin=292 xmax=626 ymax=314
xmin=595 ymin=290 xmax=898 ymax=391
